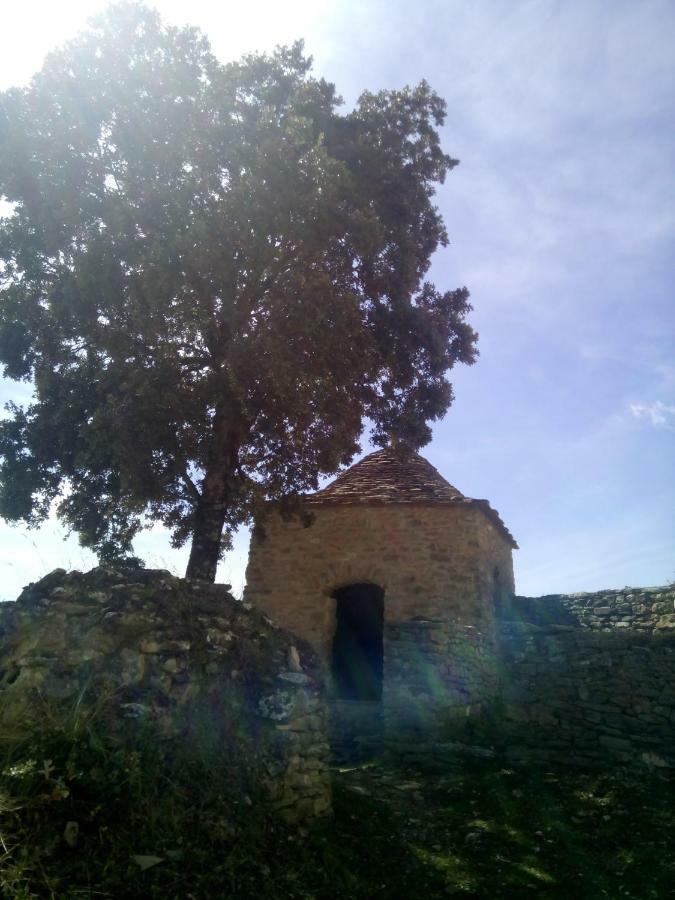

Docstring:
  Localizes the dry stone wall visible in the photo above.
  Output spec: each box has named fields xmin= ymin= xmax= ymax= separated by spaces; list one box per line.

xmin=3 ymin=564 xmax=671 ymax=775
xmin=502 ymin=586 xmax=675 ymax=632
xmin=497 ymin=586 xmax=675 ymax=768
xmin=0 ymin=567 xmax=332 ymax=822
xmin=328 ymin=585 xmax=675 ymax=768
xmin=330 ymin=617 xmax=498 ymax=761
xmin=384 ymin=618 xmax=497 ymax=740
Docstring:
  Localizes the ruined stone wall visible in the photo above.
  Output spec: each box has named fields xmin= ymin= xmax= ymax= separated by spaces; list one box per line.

xmin=0 ymin=567 xmax=331 ymax=822
xmin=7 ymin=566 xmax=670 ymax=778
xmin=497 ymin=586 xmax=675 ymax=768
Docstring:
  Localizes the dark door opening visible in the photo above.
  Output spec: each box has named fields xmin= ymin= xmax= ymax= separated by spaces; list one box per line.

xmin=331 ymin=583 xmax=384 ymax=701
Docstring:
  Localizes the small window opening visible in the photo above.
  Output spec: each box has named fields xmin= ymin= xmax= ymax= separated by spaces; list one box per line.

xmin=331 ymin=583 xmax=384 ymax=701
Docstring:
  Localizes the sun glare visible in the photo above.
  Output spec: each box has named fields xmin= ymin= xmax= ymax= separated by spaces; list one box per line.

xmin=1 ymin=0 xmax=329 ymax=90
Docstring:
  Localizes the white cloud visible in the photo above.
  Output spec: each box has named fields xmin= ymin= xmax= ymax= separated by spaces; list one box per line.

xmin=629 ymin=401 xmax=675 ymax=427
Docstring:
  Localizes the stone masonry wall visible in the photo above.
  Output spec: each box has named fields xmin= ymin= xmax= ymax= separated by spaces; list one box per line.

xmin=329 ymin=617 xmax=499 ymax=760
xmin=246 ymin=503 xmax=514 ymax=751
xmin=502 ymin=586 xmax=675 ymax=632
xmin=383 ymin=617 xmax=498 ymax=756
xmin=384 ymin=618 xmax=498 ymax=728
xmin=497 ymin=586 xmax=675 ymax=768
xmin=246 ymin=503 xmax=514 ymax=661
xmin=0 ymin=567 xmax=332 ymax=822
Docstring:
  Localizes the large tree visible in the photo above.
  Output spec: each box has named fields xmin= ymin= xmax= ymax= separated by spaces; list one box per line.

xmin=0 ymin=4 xmax=477 ymax=581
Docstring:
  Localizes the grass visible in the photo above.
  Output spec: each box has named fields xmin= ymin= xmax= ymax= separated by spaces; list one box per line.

xmin=320 ymin=758 xmax=674 ymax=899
xmin=1 ymin=697 xmax=673 ymax=899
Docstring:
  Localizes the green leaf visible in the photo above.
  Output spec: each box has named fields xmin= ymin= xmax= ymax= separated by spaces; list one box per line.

xmin=133 ymin=854 xmax=164 ymax=871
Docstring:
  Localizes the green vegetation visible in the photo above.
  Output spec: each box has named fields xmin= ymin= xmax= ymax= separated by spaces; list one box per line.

xmin=0 ymin=691 xmax=272 ymax=899
xmin=324 ymin=758 xmax=674 ymax=899
xmin=1 ymin=696 xmax=673 ymax=899
xmin=0 ymin=3 xmax=476 ymax=581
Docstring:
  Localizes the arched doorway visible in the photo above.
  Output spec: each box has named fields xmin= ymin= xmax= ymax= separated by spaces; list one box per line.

xmin=331 ymin=583 xmax=384 ymax=701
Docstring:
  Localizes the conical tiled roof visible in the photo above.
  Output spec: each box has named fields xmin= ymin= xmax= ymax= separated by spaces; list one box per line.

xmin=307 ymin=447 xmax=464 ymax=504
xmin=306 ymin=447 xmax=517 ymax=548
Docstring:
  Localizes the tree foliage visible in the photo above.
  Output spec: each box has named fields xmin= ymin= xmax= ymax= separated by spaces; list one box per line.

xmin=0 ymin=3 xmax=477 ymax=579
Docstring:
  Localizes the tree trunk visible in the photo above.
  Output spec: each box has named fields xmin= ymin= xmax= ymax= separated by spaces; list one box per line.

xmin=185 ymin=399 xmax=241 ymax=582
xmin=185 ymin=486 xmax=228 ymax=582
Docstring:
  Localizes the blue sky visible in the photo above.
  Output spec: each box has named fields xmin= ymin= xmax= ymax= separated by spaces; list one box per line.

xmin=1 ymin=0 xmax=673 ymax=599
